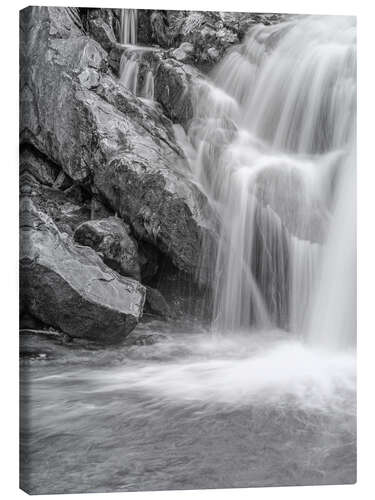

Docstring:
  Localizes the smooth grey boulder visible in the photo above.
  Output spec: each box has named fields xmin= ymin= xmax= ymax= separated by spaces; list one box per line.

xmin=74 ymin=217 xmax=141 ymax=280
xmin=171 ymin=42 xmax=195 ymax=63
xmin=20 ymin=199 xmax=146 ymax=343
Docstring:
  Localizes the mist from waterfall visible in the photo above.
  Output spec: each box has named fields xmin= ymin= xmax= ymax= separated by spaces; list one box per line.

xmin=189 ymin=15 xmax=356 ymax=349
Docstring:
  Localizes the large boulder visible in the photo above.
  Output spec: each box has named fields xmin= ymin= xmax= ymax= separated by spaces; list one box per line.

xmin=20 ymin=199 xmax=146 ymax=343
xmin=20 ymin=6 xmax=217 ymax=281
xmin=95 ymin=152 xmax=216 ymax=280
xmin=170 ymin=42 xmax=195 ymax=63
xmin=20 ymin=7 xmax=109 ymax=181
xmin=74 ymin=217 xmax=141 ymax=280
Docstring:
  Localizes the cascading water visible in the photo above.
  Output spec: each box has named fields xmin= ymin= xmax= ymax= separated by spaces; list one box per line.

xmin=120 ymin=9 xmax=138 ymax=45
xmin=119 ymin=51 xmax=155 ymax=100
xmin=189 ymin=15 xmax=356 ymax=348
xmin=119 ymin=10 xmax=155 ymax=101
xmin=142 ymin=70 xmax=155 ymax=100
xmin=119 ymin=53 xmax=139 ymax=94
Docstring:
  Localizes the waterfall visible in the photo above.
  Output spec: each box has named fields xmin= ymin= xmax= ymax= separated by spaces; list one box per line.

xmin=141 ymin=71 xmax=155 ymax=100
xmin=120 ymin=53 xmax=139 ymax=94
xmin=189 ymin=15 xmax=356 ymax=348
xmin=120 ymin=9 xmax=138 ymax=45
xmin=120 ymin=51 xmax=154 ymax=101
xmin=119 ymin=51 xmax=155 ymax=101
xmin=119 ymin=9 xmax=155 ymax=101
xmin=306 ymin=146 xmax=356 ymax=348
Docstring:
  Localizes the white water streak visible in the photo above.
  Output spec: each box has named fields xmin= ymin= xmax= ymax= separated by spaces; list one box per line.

xmin=120 ymin=9 xmax=138 ymax=45
xmin=189 ymin=15 xmax=356 ymax=348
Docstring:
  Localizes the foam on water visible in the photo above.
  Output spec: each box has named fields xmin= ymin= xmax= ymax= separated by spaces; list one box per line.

xmin=83 ymin=335 xmax=355 ymax=411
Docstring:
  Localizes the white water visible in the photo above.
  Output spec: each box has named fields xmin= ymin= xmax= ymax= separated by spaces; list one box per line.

xmin=119 ymin=51 xmax=155 ymax=101
xmin=93 ymin=333 xmax=355 ymax=408
xmin=119 ymin=53 xmax=139 ymax=94
xmin=189 ymin=15 xmax=356 ymax=349
xmin=307 ymin=147 xmax=356 ymax=348
xmin=119 ymin=10 xmax=155 ymax=101
xmin=141 ymin=70 xmax=155 ymax=100
xmin=120 ymin=9 xmax=138 ymax=45
xmin=21 ymin=325 xmax=356 ymax=493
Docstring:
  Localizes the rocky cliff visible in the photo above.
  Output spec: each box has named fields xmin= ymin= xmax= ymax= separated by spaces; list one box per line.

xmin=19 ymin=7 xmax=223 ymax=342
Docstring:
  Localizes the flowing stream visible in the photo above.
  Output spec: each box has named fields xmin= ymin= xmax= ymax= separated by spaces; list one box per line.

xmin=20 ymin=14 xmax=356 ymax=494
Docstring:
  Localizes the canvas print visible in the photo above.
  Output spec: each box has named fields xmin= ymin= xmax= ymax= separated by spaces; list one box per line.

xmin=19 ymin=6 xmax=356 ymax=494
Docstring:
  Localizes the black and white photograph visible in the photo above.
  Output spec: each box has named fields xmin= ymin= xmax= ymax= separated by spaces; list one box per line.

xmin=19 ymin=4 xmax=357 ymax=495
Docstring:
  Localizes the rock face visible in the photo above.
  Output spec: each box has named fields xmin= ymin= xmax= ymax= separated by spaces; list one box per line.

xmin=82 ymin=8 xmax=118 ymax=52
xmin=74 ymin=218 xmax=141 ymax=280
xmin=137 ymin=10 xmax=289 ymax=70
xmin=153 ymin=57 xmax=200 ymax=126
xmin=20 ymin=158 xmax=92 ymax=238
xmin=95 ymin=154 xmax=215 ymax=280
xmin=144 ymin=286 xmax=171 ymax=318
xmin=20 ymin=6 xmax=216 ymax=280
xmin=171 ymin=42 xmax=195 ymax=63
xmin=20 ymin=199 xmax=146 ymax=343
xmin=20 ymin=147 xmax=61 ymax=188
xmin=108 ymin=44 xmax=201 ymax=127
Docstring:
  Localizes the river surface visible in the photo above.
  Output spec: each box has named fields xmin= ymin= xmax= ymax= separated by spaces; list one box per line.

xmin=20 ymin=320 xmax=356 ymax=494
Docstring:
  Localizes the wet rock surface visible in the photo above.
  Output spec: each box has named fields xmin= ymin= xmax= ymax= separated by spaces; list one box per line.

xmin=20 ymin=6 xmax=216 ymax=281
xmin=142 ymin=10 xmax=289 ymax=70
xmin=20 ymin=199 xmax=146 ymax=343
xmin=74 ymin=217 xmax=141 ymax=280
xmin=144 ymin=286 xmax=172 ymax=318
